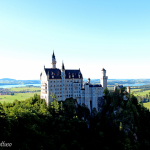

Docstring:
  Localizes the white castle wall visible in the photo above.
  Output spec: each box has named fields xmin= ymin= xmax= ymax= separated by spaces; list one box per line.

xmin=40 ymin=52 xmax=108 ymax=112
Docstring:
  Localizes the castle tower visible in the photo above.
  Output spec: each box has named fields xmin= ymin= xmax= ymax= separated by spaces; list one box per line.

xmin=51 ymin=51 xmax=56 ymax=68
xmin=101 ymin=68 xmax=108 ymax=89
xmin=61 ymin=61 xmax=65 ymax=101
xmin=127 ymin=86 xmax=130 ymax=94
xmin=88 ymin=78 xmax=90 ymax=84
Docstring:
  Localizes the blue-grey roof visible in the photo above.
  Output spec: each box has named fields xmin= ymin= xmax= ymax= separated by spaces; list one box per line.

xmin=94 ymin=84 xmax=102 ymax=87
xmin=43 ymin=68 xmax=83 ymax=79
xmin=65 ymin=70 xmax=83 ymax=78
xmin=117 ymin=85 xmax=123 ymax=88
xmin=89 ymin=84 xmax=102 ymax=87
xmin=45 ymin=68 xmax=61 ymax=79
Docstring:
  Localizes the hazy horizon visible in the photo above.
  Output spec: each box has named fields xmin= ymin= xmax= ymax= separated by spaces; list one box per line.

xmin=1 ymin=78 xmax=150 ymax=81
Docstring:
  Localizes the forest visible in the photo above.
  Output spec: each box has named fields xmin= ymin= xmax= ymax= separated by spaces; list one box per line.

xmin=0 ymin=88 xmax=150 ymax=150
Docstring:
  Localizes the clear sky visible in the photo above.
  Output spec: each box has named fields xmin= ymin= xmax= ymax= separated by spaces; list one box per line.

xmin=0 ymin=0 xmax=150 ymax=80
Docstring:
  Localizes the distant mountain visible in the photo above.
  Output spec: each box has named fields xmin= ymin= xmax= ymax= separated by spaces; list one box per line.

xmin=0 ymin=78 xmax=40 ymax=85
xmin=0 ymin=78 xmax=150 ymax=86
xmin=84 ymin=78 xmax=150 ymax=85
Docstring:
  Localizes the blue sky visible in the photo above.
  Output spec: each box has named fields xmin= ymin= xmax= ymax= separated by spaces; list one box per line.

xmin=0 ymin=0 xmax=150 ymax=80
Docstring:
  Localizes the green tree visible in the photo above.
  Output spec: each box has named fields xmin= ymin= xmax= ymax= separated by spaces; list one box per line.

xmin=103 ymin=87 xmax=109 ymax=96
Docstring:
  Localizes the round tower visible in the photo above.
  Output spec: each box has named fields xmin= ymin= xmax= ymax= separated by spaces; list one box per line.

xmin=51 ymin=51 xmax=56 ymax=68
xmin=100 ymin=68 xmax=108 ymax=89
xmin=88 ymin=78 xmax=90 ymax=84
xmin=127 ymin=86 xmax=130 ymax=94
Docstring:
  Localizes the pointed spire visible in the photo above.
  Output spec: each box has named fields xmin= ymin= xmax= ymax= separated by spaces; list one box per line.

xmin=52 ymin=50 xmax=55 ymax=59
xmin=62 ymin=61 xmax=65 ymax=71
xmin=52 ymin=50 xmax=56 ymax=68
xmin=101 ymin=68 xmax=105 ymax=71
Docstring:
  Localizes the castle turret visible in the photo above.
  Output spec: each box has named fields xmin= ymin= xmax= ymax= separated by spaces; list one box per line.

xmin=87 ymin=78 xmax=90 ymax=84
xmin=127 ymin=86 xmax=130 ymax=94
xmin=61 ymin=61 xmax=65 ymax=101
xmin=51 ymin=51 xmax=56 ymax=68
xmin=101 ymin=68 xmax=108 ymax=89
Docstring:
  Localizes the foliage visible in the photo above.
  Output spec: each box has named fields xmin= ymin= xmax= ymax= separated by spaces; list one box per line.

xmin=0 ymin=91 xmax=150 ymax=149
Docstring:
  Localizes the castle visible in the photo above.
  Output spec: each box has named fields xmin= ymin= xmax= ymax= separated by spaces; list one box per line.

xmin=40 ymin=51 xmax=108 ymax=112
